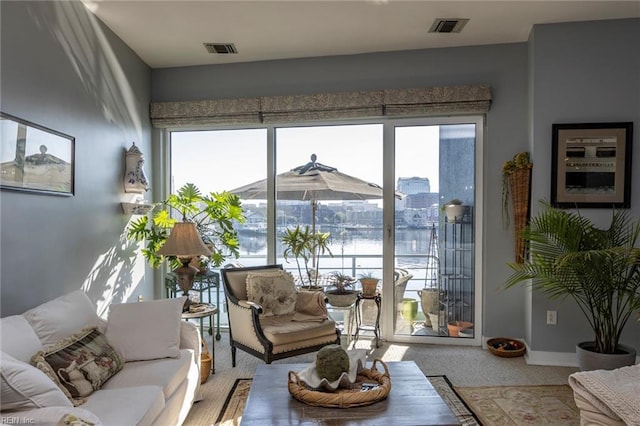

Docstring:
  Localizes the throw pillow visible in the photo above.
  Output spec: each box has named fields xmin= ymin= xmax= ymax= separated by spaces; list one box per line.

xmin=1 ymin=351 xmax=73 ymax=411
xmin=31 ymin=327 xmax=124 ymax=404
xmin=23 ymin=290 xmax=101 ymax=347
xmin=246 ymin=270 xmax=297 ymax=316
xmin=104 ymin=296 xmax=186 ymax=362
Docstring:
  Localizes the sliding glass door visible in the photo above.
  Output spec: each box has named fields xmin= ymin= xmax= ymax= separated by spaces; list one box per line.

xmin=386 ymin=118 xmax=481 ymax=344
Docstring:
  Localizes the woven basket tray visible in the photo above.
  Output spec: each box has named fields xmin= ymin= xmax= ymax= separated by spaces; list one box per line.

xmin=487 ymin=337 xmax=526 ymax=358
xmin=288 ymin=359 xmax=391 ymax=408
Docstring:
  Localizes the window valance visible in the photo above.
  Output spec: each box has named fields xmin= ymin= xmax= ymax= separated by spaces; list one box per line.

xmin=149 ymin=84 xmax=491 ymax=128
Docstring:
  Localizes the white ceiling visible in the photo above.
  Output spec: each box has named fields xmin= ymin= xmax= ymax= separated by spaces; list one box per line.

xmin=83 ymin=1 xmax=640 ymax=69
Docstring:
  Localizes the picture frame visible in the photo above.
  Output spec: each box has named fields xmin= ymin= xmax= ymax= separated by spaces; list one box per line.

xmin=0 ymin=112 xmax=75 ymax=196
xmin=551 ymin=122 xmax=633 ymax=208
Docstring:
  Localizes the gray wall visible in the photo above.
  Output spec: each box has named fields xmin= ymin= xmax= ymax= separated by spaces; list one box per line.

xmin=0 ymin=1 xmax=153 ymax=317
xmin=528 ymin=18 xmax=640 ymax=355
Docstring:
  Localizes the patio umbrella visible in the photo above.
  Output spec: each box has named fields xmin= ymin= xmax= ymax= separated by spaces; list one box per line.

xmin=230 ymin=154 xmax=401 ymax=236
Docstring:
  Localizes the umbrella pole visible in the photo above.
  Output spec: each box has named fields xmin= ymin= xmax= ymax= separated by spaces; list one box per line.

xmin=311 ymin=200 xmax=317 ymax=269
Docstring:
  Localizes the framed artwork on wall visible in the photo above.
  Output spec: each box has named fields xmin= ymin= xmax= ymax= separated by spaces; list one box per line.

xmin=551 ymin=122 xmax=633 ymax=208
xmin=0 ymin=112 xmax=75 ymax=196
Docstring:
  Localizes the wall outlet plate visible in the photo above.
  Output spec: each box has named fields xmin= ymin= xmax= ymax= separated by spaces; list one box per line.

xmin=546 ymin=310 xmax=557 ymax=325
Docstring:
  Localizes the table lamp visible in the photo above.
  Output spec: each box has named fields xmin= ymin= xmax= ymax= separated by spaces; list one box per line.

xmin=157 ymin=222 xmax=212 ymax=311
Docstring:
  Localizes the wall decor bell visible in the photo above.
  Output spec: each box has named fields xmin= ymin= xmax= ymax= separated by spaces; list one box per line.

xmin=124 ymin=142 xmax=150 ymax=193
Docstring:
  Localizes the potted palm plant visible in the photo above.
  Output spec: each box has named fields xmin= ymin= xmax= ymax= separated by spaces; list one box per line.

xmin=324 ymin=271 xmax=358 ymax=307
xmin=505 ymin=201 xmax=640 ymax=370
xmin=281 ymin=225 xmax=332 ymax=290
xmin=127 ymin=183 xmax=245 ymax=270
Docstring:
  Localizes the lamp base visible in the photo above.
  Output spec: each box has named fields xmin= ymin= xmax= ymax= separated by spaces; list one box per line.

xmin=173 ymin=260 xmax=198 ymax=312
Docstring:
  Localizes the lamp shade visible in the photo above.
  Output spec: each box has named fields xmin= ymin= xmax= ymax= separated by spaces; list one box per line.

xmin=157 ymin=222 xmax=212 ymax=257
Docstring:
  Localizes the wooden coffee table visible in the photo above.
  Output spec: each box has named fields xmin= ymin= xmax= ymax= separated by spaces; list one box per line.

xmin=241 ymin=361 xmax=459 ymax=425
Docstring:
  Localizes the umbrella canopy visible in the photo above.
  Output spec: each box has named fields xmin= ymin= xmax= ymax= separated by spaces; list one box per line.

xmin=230 ymin=154 xmax=402 ymax=268
xmin=230 ymin=154 xmax=390 ymax=204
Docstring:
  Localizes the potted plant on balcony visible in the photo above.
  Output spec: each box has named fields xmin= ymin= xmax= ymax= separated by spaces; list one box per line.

xmin=358 ymin=271 xmax=380 ymax=297
xmin=505 ymin=201 xmax=640 ymax=370
xmin=127 ymin=183 xmax=246 ymax=270
xmin=441 ymin=199 xmax=464 ymax=223
xmin=281 ymin=225 xmax=333 ymax=290
xmin=324 ymin=271 xmax=358 ymax=307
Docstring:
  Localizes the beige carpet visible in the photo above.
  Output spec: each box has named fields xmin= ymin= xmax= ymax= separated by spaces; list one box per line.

xmin=215 ymin=376 xmax=480 ymax=426
xmin=455 ymin=385 xmax=579 ymax=425
xmin=184 ymin=331 xmax=578 ymax=425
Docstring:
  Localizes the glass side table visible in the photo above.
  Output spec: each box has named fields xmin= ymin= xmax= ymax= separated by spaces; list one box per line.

xmin=354 ymin=292 xmax=382 ymax=348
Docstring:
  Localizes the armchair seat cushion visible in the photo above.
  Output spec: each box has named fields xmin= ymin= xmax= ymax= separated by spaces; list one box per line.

xmin=260 ymin=314 xmax=338 ymax=346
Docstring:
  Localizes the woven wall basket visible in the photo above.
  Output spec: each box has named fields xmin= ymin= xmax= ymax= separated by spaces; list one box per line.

xmin=508 ymin=166 xmax=532 ymax=263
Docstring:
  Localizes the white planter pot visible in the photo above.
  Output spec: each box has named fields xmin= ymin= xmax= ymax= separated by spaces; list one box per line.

xmin=444 ymin=205 xmax=464 ymax=222
xmin=325 ymin=291 xmax=358 ymax=307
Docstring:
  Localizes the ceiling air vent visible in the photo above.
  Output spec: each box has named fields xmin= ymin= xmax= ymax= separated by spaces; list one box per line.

xmin=204 ymin=43 xmax=238 ymax=54
xmin=428 ymin=18 xmax=469 ymax=34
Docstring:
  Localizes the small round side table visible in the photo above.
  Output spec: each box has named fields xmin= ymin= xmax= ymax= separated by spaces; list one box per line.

xmin=181 ymin=304 xmax=218 ymax=376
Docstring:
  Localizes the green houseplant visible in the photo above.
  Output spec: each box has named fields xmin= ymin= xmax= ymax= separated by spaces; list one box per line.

xmin=127 ymin=183 xmax=246 ymax=269
xmin=505 ymin=201 xmax=640 ymax=369
xmin=281 ymin=225 xmax=333 ymax=289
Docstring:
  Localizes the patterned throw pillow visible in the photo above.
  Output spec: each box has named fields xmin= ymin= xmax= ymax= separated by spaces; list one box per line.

xmin=31 ymin=326 xmax=124 ymax=405
xmin=246 ymin=270 xmax=297 ymax=317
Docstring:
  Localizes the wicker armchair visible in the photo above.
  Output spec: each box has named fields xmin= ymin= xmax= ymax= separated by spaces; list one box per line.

xmin=221 ymin=264 xmax=341 ymax=366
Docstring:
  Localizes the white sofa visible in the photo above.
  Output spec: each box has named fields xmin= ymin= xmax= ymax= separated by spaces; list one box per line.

xmin=569 ymin=364 xmax=640 ymax=425
xmin=0 ymin=290 xmax=201 ymax=426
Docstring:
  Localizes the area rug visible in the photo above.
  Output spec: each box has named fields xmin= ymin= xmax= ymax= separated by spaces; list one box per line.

xmin=455 ymin=384 xmax=580 ymax=425
xmin=215 ymin=375 xmax=480 ymax=425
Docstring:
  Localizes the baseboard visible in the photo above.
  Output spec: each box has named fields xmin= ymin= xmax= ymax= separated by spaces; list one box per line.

xmin=524 ymin=349 xmax=579 ymax=367
xmin=483 ymin=336 xmax=578 ymax=367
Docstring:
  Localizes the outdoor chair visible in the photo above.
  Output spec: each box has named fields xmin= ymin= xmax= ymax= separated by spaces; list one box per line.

xmin=221 ymin=264 xmax=341 ymax=366
xmin=394 ymin=268 xmax=414 ymax=303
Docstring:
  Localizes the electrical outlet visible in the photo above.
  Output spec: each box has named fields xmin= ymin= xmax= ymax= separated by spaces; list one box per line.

xmin=546 ymin=310 xmax=557 ymax=325
xmin=138 ymin=295 xmax=144 ymax=302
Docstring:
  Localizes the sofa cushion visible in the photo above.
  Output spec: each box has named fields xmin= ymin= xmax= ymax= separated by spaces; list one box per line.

xmin=105 ymin=297 xmax=186 ymax=362
xmin=1 ymin=351 xmax=72 ymax=411
xmin=246 ymin=270 xmax=297 ymax=316
xmin=31 ymin=326 xmax=124 ymax=402
xmin=23 ymin=290 xmax=101 ymax=347
xmin=0 ymin=315 xmax=43 ymax=363
xmin=82 ymin=385 xmax=165 ymax=426
xmin=101 ymin=348 xmax=194 ymax=400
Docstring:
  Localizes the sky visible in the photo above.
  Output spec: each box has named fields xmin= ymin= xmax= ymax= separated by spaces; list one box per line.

xmin=170 ymin=123 xmax=440 ymax=197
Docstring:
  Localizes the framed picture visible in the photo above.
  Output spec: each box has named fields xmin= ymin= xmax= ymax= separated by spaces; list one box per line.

xmin=0 ymin=112 xmax=74 ymax=196
xmin=551 ymin=122 xmax=633 ymax=208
